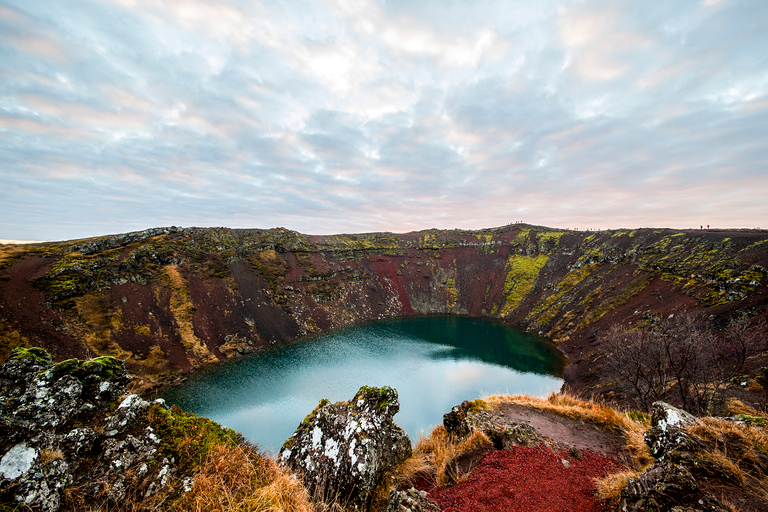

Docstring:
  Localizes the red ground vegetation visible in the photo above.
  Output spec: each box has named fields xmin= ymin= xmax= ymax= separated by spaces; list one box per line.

xmin=426 ymin=447 xmax=625 ymax=512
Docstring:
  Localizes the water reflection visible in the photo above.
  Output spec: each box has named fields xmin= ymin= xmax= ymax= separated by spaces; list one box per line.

xmin=161 ymin=315 xmax=566 ymax=454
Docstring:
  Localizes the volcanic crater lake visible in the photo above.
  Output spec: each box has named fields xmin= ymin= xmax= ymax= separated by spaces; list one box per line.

xmin=161 ymin=315 xmax=567 ymax=453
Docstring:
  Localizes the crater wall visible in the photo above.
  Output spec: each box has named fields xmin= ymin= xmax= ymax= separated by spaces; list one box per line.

xmin=1 ymin=224 xmax=767 ymax=396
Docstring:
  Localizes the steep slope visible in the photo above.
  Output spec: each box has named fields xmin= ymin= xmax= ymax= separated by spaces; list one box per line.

xmin=1 ymin=224 xmax=767 ymax=398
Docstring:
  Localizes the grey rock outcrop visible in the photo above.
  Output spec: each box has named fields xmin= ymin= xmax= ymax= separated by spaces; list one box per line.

xmin=387 ymin=487 xmax=440 ymax=512
xmin=443 ymin=400 xmax=539 ymax=449
xmin=620 ymin=402 xmax=729 ymax=512
xmin=643 ymin=401 xmax=702 ymax=458
xmin=0 ymin=348 xmax=176 ymax=511
xmin=68 ymin=226 xmax=185 ymax=255
xmin=279 ymin=385 xmax=412 ymax=511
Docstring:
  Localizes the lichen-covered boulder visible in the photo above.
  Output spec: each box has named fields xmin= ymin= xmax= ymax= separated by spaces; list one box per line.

xmin=0 ymin=348 xmax=176 ymax=511
xmin=620 ymin=402 xmax=730 ymax=512
xmin=644 ymin=401 xmax=702 ymax=458
xmin=279 ymin=385 xmax=412 ymax=510
xmin=620 ymin=458 xmax=729 ymax=512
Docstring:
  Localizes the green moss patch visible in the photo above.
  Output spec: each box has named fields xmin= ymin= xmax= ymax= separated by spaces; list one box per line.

xmin=501 ymin=254 xmax=549 ymax=316
xmin=10 ymin=346 xmax=52 ymax=365
xmin=147 ymin=404 xmax=243 ymax=471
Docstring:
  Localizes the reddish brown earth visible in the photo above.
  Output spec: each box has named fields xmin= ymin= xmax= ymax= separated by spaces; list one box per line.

xmin=1 ymin=225 xmax=767 ymax=401
xmin=427 ymin=447 xmax=624 ymax=512
xmin=419 ymin=405 xmax=630 ymax=512
xmin=1 ymin=226 xmax=767 ymax=510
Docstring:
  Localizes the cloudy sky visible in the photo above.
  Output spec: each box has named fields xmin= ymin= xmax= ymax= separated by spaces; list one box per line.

xmin=1 ymin=0 xmax=767 ymax=241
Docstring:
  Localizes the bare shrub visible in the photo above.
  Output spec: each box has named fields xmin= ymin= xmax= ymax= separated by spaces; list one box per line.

xmin=602 ymin=313 xmax=767 ymax=415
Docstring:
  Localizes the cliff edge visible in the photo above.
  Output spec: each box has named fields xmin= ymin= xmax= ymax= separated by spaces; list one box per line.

xmin=1 ymin=224 xmax=767 ymax=407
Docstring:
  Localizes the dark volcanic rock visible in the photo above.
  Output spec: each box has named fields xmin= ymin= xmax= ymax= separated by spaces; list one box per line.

xmin=621 ymin=458 xmax=728 ymax=512
xmin=279 ymin=385 xmax=412 ymax=510
xmin=443 ymin=401 xmax=473 ymax=439
xmin=0 ymin=348 xmax=176 ymax=511
xmin=443 ymin=399 xmax=540 ymax=449
xmin=620 ymin=402 xmax=729 ymax=512
xmin=644 ymin=401 xmax=702 ymax=458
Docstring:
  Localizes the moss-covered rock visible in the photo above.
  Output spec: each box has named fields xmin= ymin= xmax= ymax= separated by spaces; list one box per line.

xmin=0 ymin=348 xmax=267 ymax=512
xmin=279 ymin=385 xmax=411 ymax=511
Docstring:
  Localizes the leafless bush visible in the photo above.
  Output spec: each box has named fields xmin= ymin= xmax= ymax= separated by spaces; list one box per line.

xmin=603 ymin=313 xmax=766 ymax=415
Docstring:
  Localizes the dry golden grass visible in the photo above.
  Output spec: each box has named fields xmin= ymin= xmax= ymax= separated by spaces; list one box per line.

xmin=688 ymin=418 xmax=768 ymax=494
xmin=485 ymin=392 xmax=654 ymax=469
xmin=485 ymin=392 xmax=630 ymax=430
xmin=403 ymin=425 xmax=492 ymax=489
xmin=593 ymin=470 xmax=639 ymax=508
xmin=390 ymin=449 xmax=432 ymax=488
xmin=39 ymin=448 xmax=64 ymax=465
xmin=725 ymin=399 xmax=768 ymax=417
xmin=161 ymin=265 xmax=216 ymax=367
xmin=0 ymin=244 xmax=22 ymax=267
xmin=174 ymin=443 xmax=312 ymax=512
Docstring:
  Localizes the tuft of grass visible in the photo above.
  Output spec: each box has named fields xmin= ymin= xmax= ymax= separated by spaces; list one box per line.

xmin=390 ymin=450 xmax=432 ymax=488
xmin=407 ymin=426 xmax=491 ymax=488
xmin=725 ymin=399 xmax=767 ymax=418
xmin=39 ymin=448 xmax=64 ymax=465
xmin=594 ymin=470 xmax=639 ymax=508
xmin=175 ymin=443 xmax=312 ymax=512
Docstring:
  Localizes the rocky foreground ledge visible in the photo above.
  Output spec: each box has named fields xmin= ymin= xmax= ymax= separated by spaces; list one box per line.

xmin=0 ymin=348 xmax=254 ymax=510
xmin=2 ymin=349 xmax=768 ymax=512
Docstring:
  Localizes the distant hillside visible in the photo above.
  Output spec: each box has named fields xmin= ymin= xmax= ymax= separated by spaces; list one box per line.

xmin=1 ymin=224 xmax=767 ymax=403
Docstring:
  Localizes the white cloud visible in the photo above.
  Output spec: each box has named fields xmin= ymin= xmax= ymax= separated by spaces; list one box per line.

xmin=1 ymin=0 xmax=767 ymax=240
xmin=558 ymin=4 xmax=648 ymax=82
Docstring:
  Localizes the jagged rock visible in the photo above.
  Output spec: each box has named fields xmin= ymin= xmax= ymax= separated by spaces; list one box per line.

xmin=498 ymin=423 xmax=539 ymax=449
xmin=620 ymin=402 xmax=729 ymax=512
xmin=387 ymin=487 xmax=440 ymax=512
xmin=443 ymin=401 xmax=473 ymax=439
xmin=279 ymin=385 xmax=412 ymax=510
xmin=443 ymin=400 xmax=539 ymax=449
xmin=644 ymin=401 xmax=702 ymax=458
xmin=68 ymin=226 xmax=184 ymax=255
xmin=620 ymin=458 xmax=728 ymax=512
xmin=0 ymin=348 xmax=177 ymax=511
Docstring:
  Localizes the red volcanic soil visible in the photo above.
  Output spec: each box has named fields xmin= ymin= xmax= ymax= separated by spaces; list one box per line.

xmin=427 ymin=447 xmax=624 ymax=512
xmin=0 ymin=255 xmax=87 ymax=360
xmin=417 ymin=404 xmax=630 ymax=512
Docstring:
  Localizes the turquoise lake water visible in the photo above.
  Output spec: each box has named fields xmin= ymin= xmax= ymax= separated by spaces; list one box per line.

xmin=160 ymin=315 xmax=567 ymax=454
